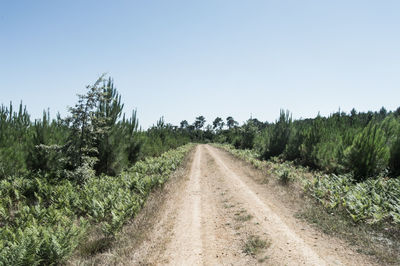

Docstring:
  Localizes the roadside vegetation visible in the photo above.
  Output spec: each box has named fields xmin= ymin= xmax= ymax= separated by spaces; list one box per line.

xmin=210 ymin=108 xmax=400 ymax=226
xmin=0 ymin=76 xmax=195 ymax=265
xmin=206 ymin=107 xmax=400 ymax=264
xmin=213 ymin=143 xmax=400 ymax=263
xmin=1 ymin=74 xmax=400 ymax=264
xmin=214 ymin=143 xmax=400 ymax=226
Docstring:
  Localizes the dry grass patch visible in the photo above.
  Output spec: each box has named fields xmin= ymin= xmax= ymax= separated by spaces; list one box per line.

xmin=235 ymin=214 xmax=253 ymax=222
xmin=243 ymin=235 xmax=270 ymax=257
xmin=298 ymin=198 xmax=400 ymax=265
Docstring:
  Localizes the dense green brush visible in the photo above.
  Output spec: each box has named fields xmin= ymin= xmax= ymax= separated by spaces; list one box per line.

xmin=216 ymin=144 xmax=400 ymax=225
xmin=0 ymin=144 xmax=193 ymax=265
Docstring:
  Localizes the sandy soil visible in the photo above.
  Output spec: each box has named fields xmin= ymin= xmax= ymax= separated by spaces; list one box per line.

xmin=130 ymin=144 xmax=377 ymax=265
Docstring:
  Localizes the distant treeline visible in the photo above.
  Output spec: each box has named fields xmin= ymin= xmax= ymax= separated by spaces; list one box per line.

xmin=208 ymin=108 xmax=400 ymax=182
xmin=1 ymin=75 xmax=399 ymax=183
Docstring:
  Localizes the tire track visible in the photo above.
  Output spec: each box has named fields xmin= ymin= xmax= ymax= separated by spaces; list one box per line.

xmin=205 ymin=145 xmax=327 ymax=265
xmin=162 ymin=145 xmax=203 ymax=265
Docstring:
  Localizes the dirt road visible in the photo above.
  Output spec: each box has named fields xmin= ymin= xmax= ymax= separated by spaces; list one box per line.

xmin=131 ymin=145 xmax=375 ymax=265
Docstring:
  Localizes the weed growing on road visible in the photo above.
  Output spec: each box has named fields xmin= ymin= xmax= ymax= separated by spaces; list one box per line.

xmin=223 ymin=203 xmax=235 ymax=209
xmin=243 ymin=235 xmax=269 ymax=256
xmin=235 ymin=214 xmax=253 ymax=222
xmin=258 ymin=255 xmax=270 ymax=263
xmin=236 ymin=214 xmax=253 ymax=222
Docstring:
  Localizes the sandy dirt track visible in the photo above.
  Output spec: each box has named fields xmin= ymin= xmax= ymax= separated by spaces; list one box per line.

xmin=131 ymin=144 xmax=376 ymax=265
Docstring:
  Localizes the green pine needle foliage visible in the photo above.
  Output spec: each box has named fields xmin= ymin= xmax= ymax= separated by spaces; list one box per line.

xmin=344 ymin=123 xmax=389 ymax=181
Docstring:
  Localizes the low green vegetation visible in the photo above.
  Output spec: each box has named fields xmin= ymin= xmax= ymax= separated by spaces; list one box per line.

xmin=0 ymin=144 xmax=193 ymax=265
xmin=216 ymin=143 xmax=400 ymax=225
xmin=307 ymin=174 xmax=400 ymax=224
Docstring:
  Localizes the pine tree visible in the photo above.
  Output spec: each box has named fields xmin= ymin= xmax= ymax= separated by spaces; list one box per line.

xmin=93 ymin=78 xmax=124 ymax=175
xmin=345 ymin=123 xmax=389 ymax=181
xmin=64 ymin=75 xmax=105 ymax=180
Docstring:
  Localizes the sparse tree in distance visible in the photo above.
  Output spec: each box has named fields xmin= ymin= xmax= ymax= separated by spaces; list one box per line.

xmin=194 ymin=116 xmax=206 ymax=130
xmin=180 ymin=120 xmax=189 ymax=129
xmin=226 ymin=116 xmax=238 ymax=129
xmin=213 ymin=117 xmax=224 ymax=131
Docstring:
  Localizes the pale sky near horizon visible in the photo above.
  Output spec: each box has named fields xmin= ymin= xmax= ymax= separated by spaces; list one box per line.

xmin=1 ymin=0 xmax=399 ymax=129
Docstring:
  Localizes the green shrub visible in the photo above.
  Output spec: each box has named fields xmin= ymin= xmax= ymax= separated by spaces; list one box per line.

xmin=234 ymin=120 xmax=259 ymax=150
xmin=344 ymin=123 xmax=389 ymax=181
xmin=313 ymin=139 xmax=343 ymax=173
xmin=389 ymin=136 xmax=400 ymax=177
xmin=278 ymin=169 xmax=292 ymax=184
xmin=258 ymin=110 xmax=291 ymax=160
xmin=298 ymin=117 xmax=324 ymax=167
xmin=284 ymin=126 xmax=303 ymax=161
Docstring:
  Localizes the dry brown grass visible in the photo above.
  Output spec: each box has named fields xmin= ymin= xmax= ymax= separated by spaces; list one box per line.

xmin=243 ymin=235 xmax=270 ymax=257
xmin=298 ymin=197 xmax=400 ymax=265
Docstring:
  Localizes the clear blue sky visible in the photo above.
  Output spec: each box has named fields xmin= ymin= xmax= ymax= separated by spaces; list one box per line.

xmin=1 ymin=0 xmax=399 ymax=129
